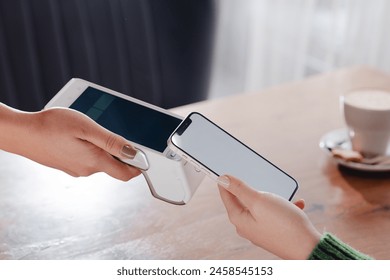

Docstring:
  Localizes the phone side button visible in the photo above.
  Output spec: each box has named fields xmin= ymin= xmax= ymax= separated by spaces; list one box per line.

xmin=190 ymin=160 xmax=201 ymax=172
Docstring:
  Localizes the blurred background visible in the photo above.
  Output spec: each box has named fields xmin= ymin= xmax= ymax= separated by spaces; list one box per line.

xmin=210 ymin=0 xmax=390 ymax=98
xmin=1 ymin=0 xmax=390 ymax=109
xmin=0 ymin=0 xmax=215 ymax=111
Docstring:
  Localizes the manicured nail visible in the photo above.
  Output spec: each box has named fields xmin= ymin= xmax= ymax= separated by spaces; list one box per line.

xmin=120 ymin=145 xmax=137 ymax=159
xmin=217 ymin=175 xmax=230 ymax=189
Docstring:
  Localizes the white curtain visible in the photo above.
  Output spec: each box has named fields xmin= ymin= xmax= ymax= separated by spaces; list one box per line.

xmin=209 ymin=0 xmax=390 ymax=98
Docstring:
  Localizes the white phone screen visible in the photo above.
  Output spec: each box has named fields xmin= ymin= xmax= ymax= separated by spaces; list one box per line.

xmin=171 ymin=112 xmax=298 ymax=200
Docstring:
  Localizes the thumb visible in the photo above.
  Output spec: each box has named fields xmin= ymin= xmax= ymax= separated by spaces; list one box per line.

xmin=217 ymin=175 xmax=260 ymax=207
xmin=103 ymin=132 xmax=138 ymax=160
xmin=80 ymin=117 xmax=137 ymax=159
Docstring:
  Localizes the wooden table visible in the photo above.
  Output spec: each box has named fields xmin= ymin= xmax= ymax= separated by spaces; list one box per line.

xmin=1 ymin=67 xmax=390 ymax=260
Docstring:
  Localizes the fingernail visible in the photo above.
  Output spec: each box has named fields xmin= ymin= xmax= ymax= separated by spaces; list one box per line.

xmin=120 ymin=145 xmax=137 ymax=159
xmin=217 ymin=175 xmax=230 ymax=189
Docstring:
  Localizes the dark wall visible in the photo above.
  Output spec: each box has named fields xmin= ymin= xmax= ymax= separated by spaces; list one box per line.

xmin=0 ymin=0 xmax=215 ymax=111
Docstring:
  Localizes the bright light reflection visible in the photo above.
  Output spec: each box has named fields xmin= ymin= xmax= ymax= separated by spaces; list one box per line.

xmin=32 ymin=167 xmax=148 ymax=220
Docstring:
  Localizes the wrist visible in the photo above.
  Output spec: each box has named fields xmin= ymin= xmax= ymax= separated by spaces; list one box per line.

xmin=0 ymin=103 xmax=35 ymax=155
xmin=299 ymin=230 xmax=322 ymax=259
xmin=285 ymin=228 xmax=321 ymax=260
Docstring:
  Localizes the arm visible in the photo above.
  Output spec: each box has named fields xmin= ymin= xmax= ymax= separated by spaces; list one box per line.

xmin=217 ymin=175 xmax=372 ymax=260
xmin=0 ymin=103 xmax=140 ymax=181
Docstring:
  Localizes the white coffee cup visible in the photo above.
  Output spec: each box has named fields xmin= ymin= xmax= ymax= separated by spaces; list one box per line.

xmin=341 ymin=89 xmax=390 ymax=157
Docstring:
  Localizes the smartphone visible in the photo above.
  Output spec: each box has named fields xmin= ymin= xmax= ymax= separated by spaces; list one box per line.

xmin=168 ymin=112 xmax=298 ymax=200
xmin=45 ymin=79 xmax=205 ymax=204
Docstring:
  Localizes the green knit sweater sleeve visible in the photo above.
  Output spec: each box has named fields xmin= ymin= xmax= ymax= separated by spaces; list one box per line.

xmin=308 ymin=233 xmax=373 ymax=260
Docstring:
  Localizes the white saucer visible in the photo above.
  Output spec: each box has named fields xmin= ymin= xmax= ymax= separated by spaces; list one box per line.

xmin=319 ymin=128 xmax=390 ymax=172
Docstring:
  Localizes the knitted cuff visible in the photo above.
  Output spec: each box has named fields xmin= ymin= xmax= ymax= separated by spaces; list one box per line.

xmin=308 ymin=232 xmax=373 ymax=260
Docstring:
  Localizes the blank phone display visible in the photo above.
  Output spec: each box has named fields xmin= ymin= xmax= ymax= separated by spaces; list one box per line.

xmin=171 ymin=113 xmax=298 ymax=200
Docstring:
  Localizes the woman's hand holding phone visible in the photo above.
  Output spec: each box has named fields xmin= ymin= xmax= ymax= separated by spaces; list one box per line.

xmin=168 ymin=112 xmax=298 ymax=200
xmin=217 ymin=175 xmax=322 ymax=260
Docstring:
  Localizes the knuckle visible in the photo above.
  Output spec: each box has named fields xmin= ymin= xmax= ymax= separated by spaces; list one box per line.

xmin=235 ymin=226 xmax=245 ymax=238
xmin=128 ymin=167 xmax=142 ymax=178
xmin=64 ymin=170 xmax=81 ymax=178
xmin=119 ymin=173 xmax=135 ymax=182
xmin=72 ymin=165 xmax=93 ymax=177
xmin=79 ymin=168 xmax=96 ymax=177
xmin=105 ymin=133 xmax=118 ymax=152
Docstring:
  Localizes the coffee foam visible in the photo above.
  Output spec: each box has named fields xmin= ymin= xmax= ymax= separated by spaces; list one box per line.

xmin=344 ymin=90 xmax=390 ymax=110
